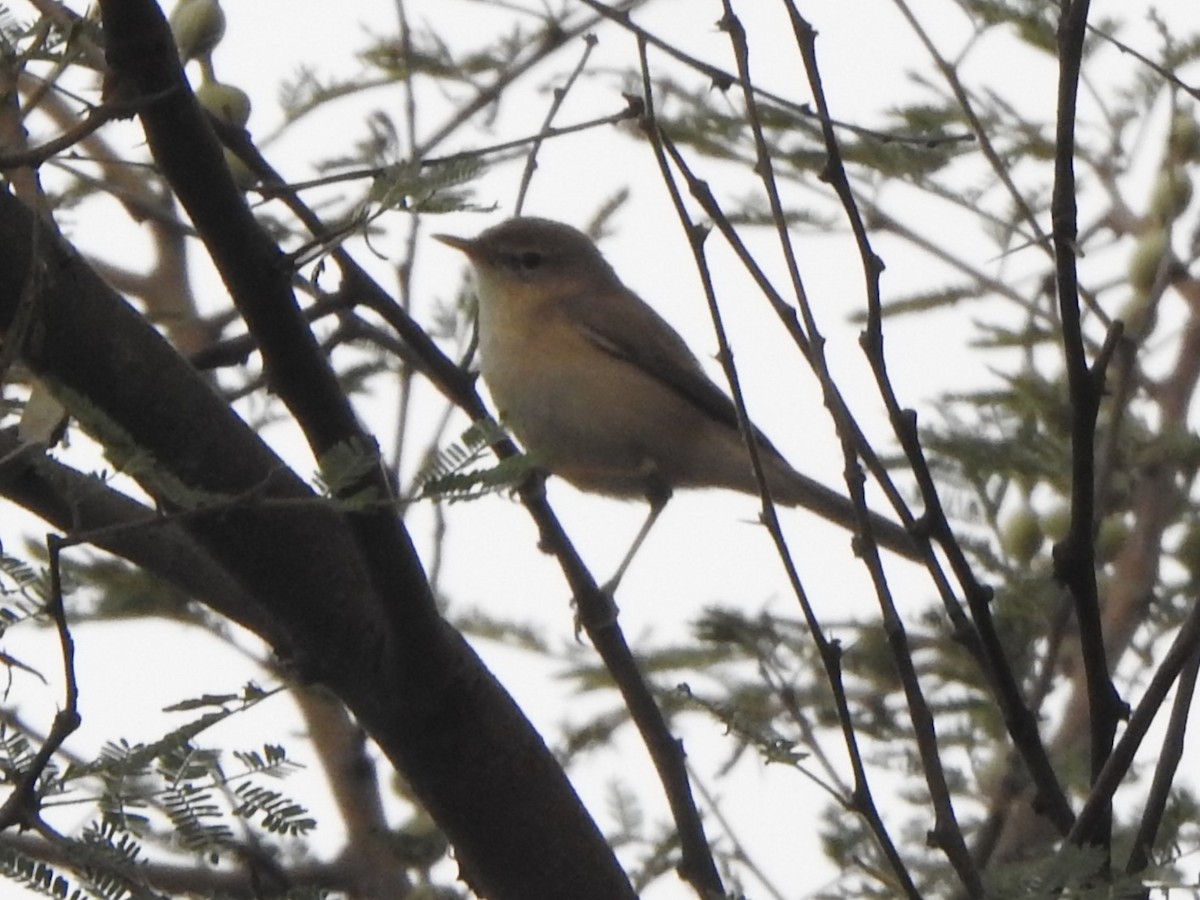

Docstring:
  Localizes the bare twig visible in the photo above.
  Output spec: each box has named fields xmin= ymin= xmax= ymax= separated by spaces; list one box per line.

xmin=257 ymin=101 xmax=641 ymax=200
xmin=0 ymin=535 xmax=82 ymax=832
xmin=1048 ymin=0 xmax=1122 ymax=858
xmin=0 ymin=94 xmax=163 ymax=170
xmin=515 ymin=33 xmax=599 ymax=213
xmin=793 ymin=0 xmax=1076 ymax=843
xmin=639 ymin=33 xmax=917 ymax=900
xmin=579 ymin=0 xmax=973 ymax=149
xmin=723 ymin=4 xmax=981 ymax=891
xmin=1087 ymin=23 xmax=1200 ymax=102
xmin=1124 ymin=640 xmax=1200 ymax=876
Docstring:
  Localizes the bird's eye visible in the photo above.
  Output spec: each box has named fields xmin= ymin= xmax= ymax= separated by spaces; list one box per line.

xmin=517 ymin=251 xmax=544 ymax=271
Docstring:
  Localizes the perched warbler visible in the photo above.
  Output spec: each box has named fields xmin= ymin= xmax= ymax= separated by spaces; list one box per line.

xmin=436 ymin=217 xmax=920 ymax=582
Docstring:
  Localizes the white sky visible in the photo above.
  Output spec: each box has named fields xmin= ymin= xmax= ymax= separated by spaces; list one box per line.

xmin=5 ymin=1 xmax=1200 ymax=898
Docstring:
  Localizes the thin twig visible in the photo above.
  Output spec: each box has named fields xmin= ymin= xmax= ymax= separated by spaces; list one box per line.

xmin=725 ymin=4 xmax=980 ymax=891
xmin=388 ymin=0 xmax=421 ymax=494
xmin=639 ymin=33 xmax=917 ymax=900
xmin=1125 ymin=641 xmax=1200 ymax=876
xmin=891 ymin=0 xmax=1051 ymax=258
xmin=1067 ymin=591 xmax=1200 ymax=848
xmin=1087 ymin=23 xmax=1200 ymax=102
xmin=0 ymin=535 xmax=82 ymax=832
xmin=257 ymin=101 xmax=641 ymax=199
xmin=0 ymin=93 xmax=165 ymax=170
xmin=579 ymin=0 xmax=972 ymax=150
xmin=515 ymin=33 xmax=599 ymax=213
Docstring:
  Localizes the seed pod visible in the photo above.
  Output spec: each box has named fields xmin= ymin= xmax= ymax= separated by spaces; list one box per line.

xmin=1118 ymin=291 xmax=1157 ymax=339
xmin=1001 ymin=506 xmax=1044 ymax=565
xmin=1127 ymin=228 xmax=1169 ymax=293
xmin=1096 ymin=516 xmax=1129 ymax=564
xmin=1148 ymin=169 xmax=1193 ymax=223
xmin=1168 ymin=113 xmax=1200 ymax=164
xmin=1041 ymin=505 xmax=1070 ymax=543
xmin=171 ymin=0 xmax=226 ymax=64
xmin=1177 ymin=524 xmax=1200 ymax=579
xmin=196 ymin=81 xmax=251 ymax=128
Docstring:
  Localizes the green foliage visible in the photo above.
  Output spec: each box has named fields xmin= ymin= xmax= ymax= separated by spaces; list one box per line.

xmin=233 ymin=782 xmax=316 ymax=837
xmin=0 ymin=683 xmax=318 ymax=897
xmin=0 ymin=846 xmax=86 ymax=900
xmin=455 ymin=607 xmax=552 ymax=654
xmin=0 ymin=726 xmax=38 ymax=779
xmin=388 ymin=812 xmax=449 ymax=874
xmin=415 ymin=418 xmax=537 ymax=503
xmin=314 ymin=436 xmax=384 ymax=505
xmin=966 ymin=0 xmax=1059 ymax=54
xmin=868 ymin=284 xmax=986 ymax=319
xmin=983 ymin=843 xmax=1141 ymax=899
xmin=52 ymin=555 xmax=194 ymax=622
xmin=76 ymin=818 xmax=158 ymax=900
xmin=37 ymin=385 xmax=233 ymax=514
xmin=5 ymin=0 xmax=1200 ymax=897
xmin=0 ymin=550 xmax=46 ymax=634
xmin=366 ymin=158 xmax=487 ymax=216
xmin=277 ymin=64 xmax=365 ymax=126
xmin=0 ymin=6 xmax=25 ymax=51
xmin=160 ymin=748 xmax=237 ymax=856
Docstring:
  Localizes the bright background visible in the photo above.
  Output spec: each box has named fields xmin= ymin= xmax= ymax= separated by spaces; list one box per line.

xmin=4 ymin=1 xmax=1200 ymax=897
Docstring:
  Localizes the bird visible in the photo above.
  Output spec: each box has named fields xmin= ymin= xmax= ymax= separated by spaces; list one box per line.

xmin=435 ymin=217 xmax=920 ymax=587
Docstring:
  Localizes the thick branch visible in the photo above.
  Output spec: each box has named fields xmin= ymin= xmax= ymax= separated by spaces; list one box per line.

xmin=95 ymin=0 xmax=422 ymax=639
xmin=0 ymin=187 xmax=633 ymax=900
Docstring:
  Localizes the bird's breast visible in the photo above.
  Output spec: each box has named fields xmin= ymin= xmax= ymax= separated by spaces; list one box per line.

xmin=476 ymin=294 xmax=583 ymax=430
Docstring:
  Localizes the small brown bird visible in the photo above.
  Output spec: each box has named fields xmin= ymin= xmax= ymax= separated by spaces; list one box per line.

xmin=436 ymin=217 xmax=919 ymax=584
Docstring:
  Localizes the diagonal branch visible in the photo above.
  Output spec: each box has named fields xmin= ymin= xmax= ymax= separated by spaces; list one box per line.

xmin=718 ymin=4 xmax=980 ymax=891
xmin=639 ymin=28 xmax=920 ymax=900
xmin=782 ymin=0 xmax=1073 ymax=840
xmin=0 ymin=184 xmax=635 ymax=900
xmin=95 ymin=0 xmax=426 ymax=636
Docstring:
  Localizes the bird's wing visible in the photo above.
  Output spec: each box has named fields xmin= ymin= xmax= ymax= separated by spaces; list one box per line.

xmin=561 ymin=286 xmax=784 ymax=455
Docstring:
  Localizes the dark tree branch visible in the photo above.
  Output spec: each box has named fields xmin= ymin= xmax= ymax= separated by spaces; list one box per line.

xmin=782 ymin=0 xmax=1074 ymax=842
xmin=1049 ymin=0 xmax=1122 ymax=857
xmin=1125 ymin=641 xmax=1200 ymax=876
xmin=717 ymin=5 xmax=980 ymax=891
xmin=639 ymin=32 xmax=920 ymax=900
xmin=94 ymin=0 xmax=424 ymax=642
xmin=0 ymin=183 xmax=633 ymax=900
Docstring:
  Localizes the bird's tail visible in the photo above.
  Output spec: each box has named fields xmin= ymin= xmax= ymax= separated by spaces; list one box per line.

xmin=764 ymin=457 xmax=921 ymax=562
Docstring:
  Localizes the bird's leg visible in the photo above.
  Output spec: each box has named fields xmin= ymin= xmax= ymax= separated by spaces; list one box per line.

xmin=576 ymin=480 xmax=671 ymax=639
xmin=601 ymin=483 xmax=672 ymax=598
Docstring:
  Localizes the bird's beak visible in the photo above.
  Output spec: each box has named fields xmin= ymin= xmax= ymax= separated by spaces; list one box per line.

xmin=433 ymin=233 xmax=478 ymax=258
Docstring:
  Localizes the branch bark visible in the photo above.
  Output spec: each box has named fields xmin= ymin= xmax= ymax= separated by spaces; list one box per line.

xmin=0 ymin=138 xmax=632 ymax=900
